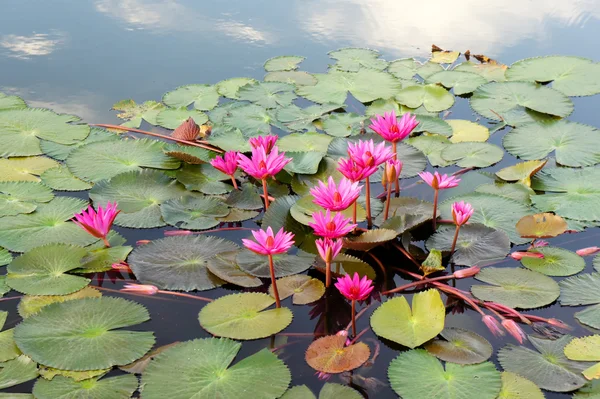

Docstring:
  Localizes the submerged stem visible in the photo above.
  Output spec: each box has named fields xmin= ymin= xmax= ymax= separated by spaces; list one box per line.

xmin=269 ymin=254 xmax=281 ymax=308
xmin=450 ymin=225 xmax=461 ymax=256
xmin=352 ymin=200 xmax=357 ymax=225
xmin=262 ymin=178 xmax=270 ymax=211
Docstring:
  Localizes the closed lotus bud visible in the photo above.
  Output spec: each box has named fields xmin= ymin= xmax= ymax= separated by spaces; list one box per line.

xmin=453 ymin=266 xmax=480 ymax=278
xmin=136 ymin=240 xmax=151 ymax=245
xmin=172 ymin=117 xmax=200 ymax=141
xmin=576 ymin=246 xmax=600 ymax=257
xmin=510 ymin=251 xmax=544 ymax=260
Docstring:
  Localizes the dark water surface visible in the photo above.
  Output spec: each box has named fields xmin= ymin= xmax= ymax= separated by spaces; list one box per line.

xmin=2 ymin=1 xmax=600 ymax=398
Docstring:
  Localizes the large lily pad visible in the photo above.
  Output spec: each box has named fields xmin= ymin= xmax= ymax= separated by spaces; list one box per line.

xmin=321 ymin=113 xmax=364 ymax=137
xmin=161 ymin=195 xmax=229 ymax=230
xmin=264 ymin=55 xmax=305 ymax=72
xmin=425 ymin=327 xmax=493 ymax=365
xmin=0 ymin=156 xmax=59 ymax=182
xmin=0 ymin=109 xmax=89 ymax=157
xmin=495 ymin=159 xmax=547 ymax=187
xmin=223 ymin=103 xmax=283 ymax=137
xmin=205 ymin=251 xmax=262 ymax=288
xmin=395 ymin=84 xmax=454 ymax=112
xmin=520 ymin=247 xmax=585 ymax=276
xmin=236 ymin=250 xmax=310 ymax=278
xmin=269 ymin=275 xmax=325 ymax=305
xmin=559 ymin=273 xmax=600 ymax=328
xmin=277 ymin=104 xmax=342 ymax=131
xmin=14 ymin=297 xmax=155 ymax=371
xmin=18 ymin=287 xmax=102 ymax=318
xmin=216 ymin=78 xmax=258 ymax=99
xmin=376 ymin=197 xmax=435 ymax=231
xmin=142 ymin=338 xmax=291 ymax=399
xmin=0 ymin=181 xmax=53 ymax=217
xmin=471 ymin=267 xmax=560 ymax=309
xmin=40 ymin=127 xmax=119 ymax=161
xmin=406 ymin=134 xmax=453 ymax=167
xmin=388 ymin=349 xmax=501 ymax=399
xmin=498 ymin=372 xmax=545 ymax=399
xmin=329 ymin=48 xmax=388 ymax=72
xmin=441 ymin=142 xmax=503 ymax=168
xmin=498 ymin=335 xmax=588 ymax=392
xmin=155 ymin=107 xmax=208 ymax=129
xmin=162 ymin=84 xmax=219 ymax=111
xmin=454 ymin=62 xmax=507 ymax=82
xmin=281 ymin=383 xmax=362 ymax=399
xmin=32 ymin=374 xmax=138 ymax=399
xmin=447 ymin=120 xmax=489 ymax=143
xmin=128 ymin=235 xmax=235 ymax=291
xmin=238 ymin=82 xmax=297 ymax=109
xmin=426 ymin=71 xmax=488 ymax=95
xmin=305 ymin=334 xmax=370 ymax=373
xmin=265 ymin=71 xmax=317 ymax=86
xmin=198 ymin=293 xmax=292 ymax=340
xmin=0 ymin=93 xmax=26 ymax=110
xmin=515 ymin=212 xmax=567 ymax=238
xmin=112 ymin=99 xmax=164 ymax=128
xmin=388 ymin=59 xmax=443 ymax=80
xmin=371 ymin=289 xmax=445 ymax=348
xmin=40 ymin=165 xmax=92 ymax=191
xmin=0 ymin=355 xmax=39 ymax=389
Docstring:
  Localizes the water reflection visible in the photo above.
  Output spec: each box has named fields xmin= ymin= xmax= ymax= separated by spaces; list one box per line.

xmin=0 ymin=31 xmax=66 ymax=59
xmin=298 ymin=0 xmax=600 ymax=56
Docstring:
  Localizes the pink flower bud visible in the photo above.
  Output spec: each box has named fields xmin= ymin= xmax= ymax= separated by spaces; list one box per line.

xmin=454 ymin=266 xmax=480 ymax=279
xmin=121 ymin=284 xmax=159 ymax=295
xmin=576 ymin=246 xmax=600 ymax=257
xmin=510 ymin=251 xmax=544 ymax=261
xmin=482 ymin=315 xmax=504 ymax=337
xmin=136 ymin=240 xmax=151 ymax=245
xmin=547 ymin=318 xmax=571 ymax=330
xmin=502 ymin=319 xmax=526 ymax=344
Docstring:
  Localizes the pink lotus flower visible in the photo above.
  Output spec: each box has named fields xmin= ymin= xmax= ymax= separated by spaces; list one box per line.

xmin=335 ymin=273 xmax=374 ymax=301
xmin=419 ymin=171 xmax=461 ymax=190
xmin=73 ymin=202 xmax=120 ymax=247
xmin=502 ymin=319 xmax=526 ymax=344
xmin=451 ymin=201 xmax=474 ymax=226
xmin=347 ymin=139 xmax=394 ymax=168
xmin=370 ymin=111 xmax=418 ymax=142
xmin=237 ymin=145 xmax=291 ymax=180
xmin=338 ymin=157 xmax=378 ymax=181
xmin=242 ymin=227 xmax=295 ymax=256
xmin=547 ymin=318 xmax=570 ymax=330
xmin=482 ymin=315 xmax=505 ymax=337
xmin=249 ymin=135 xmax=278 ymax=153
xmin=316 ymin=237 xmax=343 ymax=264
xmin=210 ymin=151 xmax=239 ymax=176
xmin=309 ymin=210 xmax=356 ymax=239
xmin=382 ymin=159 xmax=403 ymax=186
xmin=510 ymin=251 xmax=545 ymax=261
xmin=310 ymin=176 xmax=362 ymax=211
xmin=530 ymin=240 xmax=549 ymax=248
xmin=576 ymin=246 xmax=600 ymax=257
xmin=453 ymin=266 xmax=480 ymax=279
xmin=121 ymin=283 xmax=159 ymax=295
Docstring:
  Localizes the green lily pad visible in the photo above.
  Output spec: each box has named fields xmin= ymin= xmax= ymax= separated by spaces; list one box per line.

xmin=205 ymin=251 xmax=262 ymax=288
xmin=40 ymin=166 xmax=92 ymax=191
xmin=176 ymin=163 xmax=232 ymax=195
xmin=198 ymin=293 xmax=293 ymax=340
xmin=559 ymin=273 xmax=600 ymax=328
xmin=40 ymin=127 xmax=119 ymax=161
xmin=574 ymin=304 xmax=600 ymax=330
xmin=441 ymin=142 xmax=503 ymax=168
xmin=426 ymin=71 xmax=488 ymax=95
xmin=0 ymin=196 xmax=97 ymax=252
xmin=269 ymin=275 xmax=325 ymax=305
xmin=161 ymin=195 xmax=229 ymax=230
xmin=290 ymin=193 xmax=364 ymax=225
xmin=89 ymin=169 xmax=186 ymax=228
xmin=314 ymin=253 xmax=376 ymax=280
xmin=277 ymin=104 xmax=342 ymax=131
xmin=343 ymin=228 xmax=398 ymax=251
xmin=395 ymin=84 xmax=455 ymax=112
xmin=278 ymin=131 xmax=333 ymax=154
xmin=565 ymin=335 xmax=600 ymax=361
xmin=454 ymin=61 xmax=507 ymax=82
xmin=388 ymin=59 xmax=443 ymax=80
xmin=264 ymin=55 xmax=305 ymax=72
xmin=471 ymin=267 xmax=559 ymax=309
xmin=406 ymin=134 xmax=453 ymax=167
xmin=0 ymin=248 xmax=12 ymax=267
xmin=0 ymin=355 xmax=38 ymax=389
xmin=573 ymin=381 xmax=600 ymax=399
xmin=216 ymin=78 xmax=258 ymax=99
xmin=322 ymin=113 xmax=365 ymax=137
xmin=0 ymin=109 xmax=89 ymax=157
xmin=498 ymin=335 xmax=588 ymax=392
xmin=388 ymin=349 xmax=501 ymax=399
xmin=32 ymin=374 xmax=138 ymax=399
xmin=38 ymin=366 xmax=109 ymax=383
xmin=142 ymin=338 xmax=291 ymax=399
xmin=225 ymin=183 xmax=263 ymax=210
xmin=238 ymin=82 xmax=297 ymax=109
xmin=155 ymin=107 xmax=208 ymax=129
xmin=520 ymin=247 xmax=585 ymax=276
xmin=6 ymin=244 xmax=90 ymax=295
xmin=18 ymin=287 xmax=102 ymax=318
xmin=498 ymin=372 xmax=545 ymax=399
xmin=112 ymin=99 xmax=164 ymax=128
xmin=0 ymin=327 xmax=21 ymax=363
xmin=424 ymin=327 xmax=493 ymax=365
xmin=505 ymin=56 xmax=600 ymax=96
xmin=223 ymin=104 xmax=284 ymax=137
xmin=0 ymin=181 xmax=53 ymax=217
xmin=447 ymin=120 xmax=489 ymax=143
xmin=236 ymin=250 xmax=310 ymax=278
xmin=470 ymin=81 xmax=573 ymax=125
xmin=426 ymin=224 xmax=510 ymax=266
xmin=67 ymin=138 xmax=180 ymax=182
xmin=475 ymin=182 xmax=534 ymax=205
xmin=0 ymin=93 xmax=26 ymax=110
xmin=75 ymin=245 xmax=133 ymax=274
xmin=370 ymin=289 xmax=445 ymax=348
xmin=412 ymin=115 xmax=453 ymax=136
xmin=14 ymin=297 xmax=155 ymax=371
xmin=164 ymin=143 xmax=215 ymax=164
xmin=281 ymin=383 xmax=362 ymax=399
xmin=264 ymin=71 xmax=317 ymax=86
xmin=128 ymin=235 xmax=234 ymax=291
xmin=504 ymin=120 xmax=600 ymax=167
xmin=162 ymin=84 xmax=219 ymax=111
xmin=0 ymin=156 xmax=59 ymax=182
xmin=495 ymin=159 xmax=547 ymax=187
xmin=329 ymin=48 xmax=388 ymax=72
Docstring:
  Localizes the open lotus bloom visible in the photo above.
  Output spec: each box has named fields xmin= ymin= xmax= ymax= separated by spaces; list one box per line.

xmin=310 ymin=176 xmax=362 ymax=211
xmin=73 ymin=202 xmax=120 ymax=244
xmin=242 ymin=226 xmax=294 ymax=256
xmin=338 ymin=157 xmax=379 ymax=181
xmin=335 ymin=272 xmax=374 ymax=301
xmin=347 ymin=139 xmax=394 ymax=168
xmin=370 ymin=111 xmax=418 ymax=143
xmin=316 ymin=237 xmax=343 ymax=264
xmin=451 ymin=201 xmax=474 ymax=226
xmin=210 ymin=151 xmax=240 ymax=176
xmin=418 ymin=171 xmax=461 ymax=190
xmin=237 ymin=145 xmax=291 ymax=180
xmin=309 ymin=210 xmax=356 ymax=239
xmin=249 ymin=135 xmax=278 ymax=153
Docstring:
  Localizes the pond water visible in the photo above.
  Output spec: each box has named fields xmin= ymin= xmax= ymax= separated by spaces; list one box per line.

xmin=2 ymin=1 xmax=600 ymax=398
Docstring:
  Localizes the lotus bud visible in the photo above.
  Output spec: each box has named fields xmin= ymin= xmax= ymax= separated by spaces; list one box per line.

xmin=576 ymin=246 xmax=600 ymax=257
xmin=164 ymin=230 xmax=193 ymax=236
xmin=482 ymin=315 xmax=504 ymax=337
xmin=547 ymin=318 xmax=571 ymax=330
xmin=510 ymin=251 xmax=544 ymax=261
xmin=172 ymin=117 xmax=200 ymax=141
xmin=453 ymin=266 xmax=480 ymax=279
xmin=136 ymin=240 xmax=151 ymax=245
xmin=502 ymin=319 xmax=526 ymax=344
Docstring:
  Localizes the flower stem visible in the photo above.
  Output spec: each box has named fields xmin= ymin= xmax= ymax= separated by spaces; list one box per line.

xmin=392 ymin=142 xmax=400 ymax=198
xmin=352 ymin=200 xmax=357 ymax=225
xmin=450 ymin=225 xmax=461 ymax=256
xmin=102 ymin=237 xmax=111 ymax=248
xmin=432 ymin=189 xmax=439 ymax=231
xmin=384 ymin=181 xmax=393 ymax=221
xmin=262 ymin=178 xmax=270 ymax=211
xmin=351 ymin=299 xmax=357 ymax=337
xmin=268 ymin=254 xmax=281 ymax=308
xmin=325 ymin=261 xmax=331 ymax=288
xmin=230 ymin=176 xmax=238 ymax=190
xmin=365 ymin=177 xmax=372 ymax=228
xmin=382 ymin=275 xmax=457 ymax=295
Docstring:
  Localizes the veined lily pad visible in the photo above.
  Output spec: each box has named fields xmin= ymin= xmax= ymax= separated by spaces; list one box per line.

xmin=155 ymin=107 xmax=208 ymax=129
xmin=40 ymin=127 xmax=119 ymax=161
xmin=265 ymin=71 xmax=317 ymax=86
xmin=0 ymin=249 xmax=11 ymax=267
xmin=0 ymin=181 xmax=53 ymax=217
xmin=0 ymin=355 xmax=38 ymax=389
xmin=216 ymin=78 xmax=258 ymax=99
xmin=424 ymin=327 xmax=493 ymax=365
xmin=142 ymin=338 xmax=291 ymax=399
xmin=18 ymin=287 xmax=102 ymax=318
xmin=559 ymin=273 xmax=600 ymax=329
xmin=161 ymin=196 xmax=229 ymax=230
xmin=112 ymin=99 xmax=164 ymax=128
xmin=205 ymin=251 xmax=262 ymax=288
xmin=278 ymin=131 xmax=333 ymax=153
xmin=370 ymin=289 xmax=445 ymax=348
xmin=162 ymin=84 xmax=219 ymax=111
xmin=198 ymin=293 xmax=292 ymax=340
xmin=516 ymin=213 xmax=567 ymax=238
xmin=375 ymin=196 xmax=435 ymax=228
xmin=520 ymin=247 xmax=585 ymax=276
xmin=0 ymin=93 xmax=26 ymax=110
xmin=269 ymin=275 xmax=325 ymax=305
xmin=498 ymin=372 xmax=545 ymax=399
xmin=321 ymin=113 xmax=364 ymax=137
xmin=406 ymin=134 xmax=452 ymax=167
xmin=474 ymin=182 xmax=534 ymax=204
xmin=223 ymin=103 xmax=283 ymax=137
xmin=426 ymin=71 xmax=488 ymax=95
xmin=40 ymin=166 xmax=92 ymax=191
xmin=471 ymin=267 xmax=559 ymax=309
xmin=454 ymin=61 xmax=507 ymax=82
xmin=305 ymin=334 xmax=370 ymax=373
xmin=447 ymin=120 xmax=489 ymax=143
xmin=329 ymin=48 xmax=388 ymax=72
xmin=0 ymin=156 xmax=59 ymax=182
xmin=264 ymin=55 xmax=305 ymax=72
xmin=388 ymin=59 xmax=443 ymax=80
xmin=388 ymin=349 xmax=501 ymax=399
xmin=495 ymin=159 xmax=547 ymax=186
xmin=281 ymin=383 xmax=362 ymax=399
xmin=314 ymin=253 xmax=376 ymax=280
xmin=225 ymin=183 xmax=263 ymax=210
xmin=565 ymin=335 xmax=600 ymax=380
xmin=14 ymin=297 xmax=155 ymax=371
xmin=238 ymin=82 xmax=297 ymax=109
xmin=128 ymin=235 xmax=234 ymax=291
xmin=164 ymin=144 xmax=215 ymax=164
xmin=441 ymin=142 xmax=503 ymax=168
xmin=343 ymin=229 xmax=398 ymax=251
xmin=74 ymin=245 xmax=132 ymax=274
xmin=412 ymin=115 xmax=453 ymax=136
xmin=395 ymin=84 xmax=454 ymax=112
xmin=176 ymin=163 xmax=232 ymax=195
xmin=277 ymin=104 xmax=342 ymax=131
xmin=236 ymin=250 xmax=310 ymax=278
xmin=32 ymin=374 xmax=138 ymax=399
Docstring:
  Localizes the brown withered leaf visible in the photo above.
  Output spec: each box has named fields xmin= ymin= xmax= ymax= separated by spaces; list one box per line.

xmin=199 ymin=124 xmax=211 ymax=138
xmin=305 ymin=334 xmax=370 ymax=373
xmin=516 ymin=213 xmax=568 ymax=239
xmin=431 ymin=44 xmax=460 ymax=64
xmin=473 ymin=54 xmax=506 ymax=67
xmin=172 ymin=117 xmax=200 ymax=141
xmin=464 ymin=50 xmax=471 ymax=61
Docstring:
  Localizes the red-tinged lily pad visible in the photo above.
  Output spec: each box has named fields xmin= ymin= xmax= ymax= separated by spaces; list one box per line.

xmin=516 ymin=213 xmax=567 ymax=238
xmin=305 ymin=334 xmax=370 ymax=374
xmin=269 ymin=275 xmax=325 ymax=305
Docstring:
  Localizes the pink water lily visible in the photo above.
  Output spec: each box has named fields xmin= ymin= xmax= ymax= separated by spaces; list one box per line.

xmin=309 ymin=210 xmax=356 ymax=239
xmin=452 ymin=201 xmax=474 ymax=227
xmin=121 ymin=284 xmax=159 ymax=295
xmin=249 ymin=135 xmax=278 ymax=153
xmin=502 ymin=319 xmax=526 ymax=344
xmin=383 ymin=159 xmax=403 ymax=221
xmin=316 ymin=237 xmax=343 ymax=287
xmin=310 ymin=176 xmax=362 ymax=212
xmin=419 ymin=171 xmax=461 ymax=231
xmin=370 ymin=111 xmax=418 ymax=143
xmin=347 ymin=139 xmax=394 ymax=168
xmin=335 ymin=273 xmax=374 ymax=336
xmin=576 ymin=246 xmax=600 ymax=257
xmin=210 ymin=151 xmax=240 ymax=189
xmin=510 ymin=251 xmax=545 ymax=261
xmin=338 ymin=157 xmax=378 ymax=182
xmin=482 ymin=315 xmax=505 ymax=337
xmin=73 ymin=202 xmax=120 ymax=247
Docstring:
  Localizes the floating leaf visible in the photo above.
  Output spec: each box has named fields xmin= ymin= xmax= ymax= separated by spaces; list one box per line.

xmin=426 ymin=71 xmax=487 ymax=95
xmin=520 ymin=247 xmax=585 ymax=276
xmin=498 ymin=372 xmax=545 ymax=399
xmin=441 ymin=142 xmax=503 ymax=168
xmin=0 ymin=156 xmax=59 ymax=182
xmin=0 ymin=249 xmax=11 ymax=267
xmin=164 ymin=144 xmax=214 ymax=165
xmin=155 ymin=107 xmax=208 ymax=129
xmin=495 ymin=160 xmax=547 ymax=186
xmin=475 ymin=182 xmax=534 ymax=205
xmin=375 ymin=196 xmax=435 ymax=228
xmin=305 ymin=334 xmax=370 ymax=373
xmin=371 ymin=289 xmax=445 ymax=348
xmin=498 ymin=335 xmax=588 ymax=392
xmin=290 ymin=193 xmax=364 ymax=225
xmin=0 ymin=197 xmax=96 ymax=252
xmin=176 ymin=163 xmax=232 ymax=195
xmin=223 ymin=103 xmax=284 ymax=137
xmin=454 ymin=61 xmax=507 ymax=82
xmin=264 ymin=55 xmax=305 ymax=72
xmin=18 ymin=287 xmax=101 ymax=318
xmin=67 ymin=138 xmax=180 ymax=182
xmin=0 ymin=181 xmax=53 ymax=217
xmin=205 ymin=251 xmax=262 ymax=288
xmin=32 ymin=374 xmax=138 ymax=399
xmin=75 ymin=245 xmax=132 ymax=274
xmin=343 ymin=229 xmax=398 ymax=251
xmin=281 ymin=383 xmax=362 ymax=399
xmin=575 ymin=304 xmax=600 ymax=330
xmin=14 ymin=297 xmax=154 ymax=371
xmin=0 ymin=355 xmax=38 ymax=389
xmin=560 ymin=273 xmax=600 ymax=306
xmin=388 ymin=349 xmax=501 ymax=399
xmin=277 ymin=104 xmax=342 ymax=131
xmin=516 ymin=213 xmax=567 ymax=238
xmin=40 ymin=127 xmax=119 ymax=161
xmin=128 ymin=235 xmax=234 ymax=291
xmin=505 ymin=56 xmax=600 ymax=96
xmin=112 ymin=99 xmax=164 ymax=128
xmin=38 ymin=366 xmax=109 ymax=382
xmin=142 ymin=338 xmax=291 ymax=399
xmin=395 ymin=84 xmax=454 ymax=112
xmin=161 ymin=195 xmax=229 ymax=230
xmin=264 ymin=70 xmax=317 ymax=86
xmin=238 ymin=82 xmax=297 ymax=109
xmin=421 ymin=249 xmax=445 ymax=276
xmin=313 ymin=253 xmax=376 ymax=280
xmin=39 ymin=166 xmax=92 ymax=191
xmin=471 ymin=267 xmax=559 ymax=309
xmin=216 ymin=78 xmax=258 ymax=99
xmin=321 ymin=113 xmax=364 ymax=137
xmin=412 ymin=115 xmax=453 ymax=136
xmin=329 ymin=47 xmax=388 ymax=71
xmin=388 ymin=59 xmax=444 ymax=80
xmin=236 ymin=250 xmax=311 ymax=278
xmin=447 ymin=120 xmax=489 ymax=143
xmin=564 ymin=335 xmax=600 ymax=377
xmin=269 ymin=275 xmax=325 ymax=305
xmin=162 ymin=84 xmax=219 ymax=111
xmin=425 ymin=327 xmax=492 ymax=365
xmin=119 ymin=342 xmax=180 ymax=375
xmin=0 ymin=93 xmax=26 ymax=110
xmin=198 ymin=293 xmax=292 ymax=340
xmin=426 ymin=224 xmax=510 ymax=266
xmin=0 ymin=109 xmax=89 ymax=157
xmin=0 ymin=328 xmax=20 ymax=363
